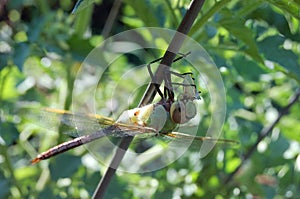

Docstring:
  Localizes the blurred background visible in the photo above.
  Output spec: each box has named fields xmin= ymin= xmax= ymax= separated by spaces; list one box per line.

xmin=1 ymin=0 xmax=300 ymax=198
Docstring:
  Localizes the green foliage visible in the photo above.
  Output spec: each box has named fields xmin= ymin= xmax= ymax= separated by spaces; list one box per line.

xmin=1 ymin=0 xmax=300 ymax=198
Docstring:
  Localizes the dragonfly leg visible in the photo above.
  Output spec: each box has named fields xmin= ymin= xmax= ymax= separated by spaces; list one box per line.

xmin=168 ymin=71 xmax=201 ymax=100
xmin=147 ymin=52 xmax=192 ymax=100
xmin=147 ymin=57 xmax=165 ymax=99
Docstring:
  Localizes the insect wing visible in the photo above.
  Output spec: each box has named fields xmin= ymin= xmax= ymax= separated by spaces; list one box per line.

xmin=182 ymin=74 xmax=199 ymax=99
xmin=163 ymin=131 xmax=239 ymax=146
xmin=38 ymin=108 xmax=116 ymax=137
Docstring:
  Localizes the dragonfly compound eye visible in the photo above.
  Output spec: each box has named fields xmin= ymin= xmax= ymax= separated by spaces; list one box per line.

xmin=170 ymin=100 xmax=197 ymax=124
xmin=170 ymin=101 xmax=187 ymax=124
xmin=185 ymin=101 xmax=197 ymax=119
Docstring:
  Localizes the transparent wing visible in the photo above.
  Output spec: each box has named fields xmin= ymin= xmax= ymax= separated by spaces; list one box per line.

xmin=161 ymin=131 xmax=239 ymax=145
xmin=31 ymin=108 xmax=157 ymax=163
xmin=40 ymin=108 xmax=114 ymax=131
xmin=37 ymin=108 xmax=156 ymax=137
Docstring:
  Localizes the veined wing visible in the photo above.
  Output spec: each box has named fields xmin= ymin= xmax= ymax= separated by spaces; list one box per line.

xmin=31 ymin=109 xmax=157 ymax=164
xmin=40 ymin=108 xmax=115 ymax=132
xmin=162 ymin=132 xmax=239 ymax=144
xmin=39 ymin=108 xmax=157 ymax=136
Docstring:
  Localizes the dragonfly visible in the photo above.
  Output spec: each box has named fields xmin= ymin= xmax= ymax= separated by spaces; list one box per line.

xmin=31 ymin=52 xmax=238 ymax=164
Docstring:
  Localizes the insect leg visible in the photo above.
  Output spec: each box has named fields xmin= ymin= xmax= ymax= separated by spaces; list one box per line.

xmin=146 ymin=51 xmax=191 ymax=100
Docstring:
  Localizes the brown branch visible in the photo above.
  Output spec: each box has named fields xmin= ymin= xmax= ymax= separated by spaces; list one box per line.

xmin=224 ymin=88 xmax=300 ymax=184
xmin=93 ymin=0 xmax=206 ymax=198
xmin=101 ymin=0 xmax=123 ymax=38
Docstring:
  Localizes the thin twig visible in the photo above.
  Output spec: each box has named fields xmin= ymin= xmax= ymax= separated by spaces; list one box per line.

xmin=101 ymin=0 xmax=123 ymax=38
xmin=224 ymin=88 xmax=300 ymax=184
xmin=93 ymin=0 xmax=206 ymax=198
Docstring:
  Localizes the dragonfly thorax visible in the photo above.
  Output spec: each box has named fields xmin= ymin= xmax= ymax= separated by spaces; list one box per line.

xmin=117 ymin=104 xmax=170 ymax=133
xmin=118 ymin=104 xmax=154 ymax=127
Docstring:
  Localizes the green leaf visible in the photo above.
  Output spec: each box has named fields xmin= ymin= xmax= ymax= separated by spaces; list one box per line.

xmin=280 ymin=117 xmax=300 ymax=142
xmin=67 ymin=35 xmax=94 ymax=61
xmin=267 ymin=0 xmax=300 ymax=20
xmin=13 ymin=42 xmax=30 ymax=71
xmin=38 ymin=189 xmax=56 ymax=199
xmin=246 ymin=4 xmax=300 ymax=41
xmin=0 ymin=54 xmax=9 ymax=71
xmin=73 ymin=4 xmax=93 ymax=38
xmin=218 ymin=8 xmax=264 ymax=64
xmin=267 ymin=136 xmax=290 ymax=161
xmin=72 ymin=0 xmax=97 ymax=14
xmin=123 ymin=0 xmax=160 ymax=27
xmin=190 ymin=0 xmax=232 ymax=37
xmin=0 ymin=66 xmax=23 ymax=100
xmin=49 ymin=154 xmax=82 ymax=181
xmin=0 ymin=121 xmax=19 ymax=146
xmin=232 ymin=55 xmax=267 ymax=81
xmin=257 ymin=35 xmax=300 ymax=81
xmin=0 ymin=179 xmax=10 ymax=199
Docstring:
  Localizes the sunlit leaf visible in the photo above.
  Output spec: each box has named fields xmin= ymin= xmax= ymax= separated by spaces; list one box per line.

xmin=218 ymin=8 xmax=264 ymax=64
xmin=280 ymin=117 xmax=300 ymax=142
xmin=232 ymin=55 xmax=267 ymax=81
xmin=257 ymin=35 xmax=300 ymax=81
xmin=123 ymin=0 xmax=160 ymax=26
xmin=0 ymin=66 xmax=23 ymax=100
xmin=267 ymin=0 xmax=300 ymax=20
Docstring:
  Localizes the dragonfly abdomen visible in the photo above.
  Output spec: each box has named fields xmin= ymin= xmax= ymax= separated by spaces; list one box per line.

xmin=31 ymin=129 xmax=108 ymax=164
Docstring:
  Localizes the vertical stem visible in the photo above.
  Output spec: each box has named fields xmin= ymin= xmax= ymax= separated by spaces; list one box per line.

xmin=101 ymin=0 xmax=123 ymax=38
